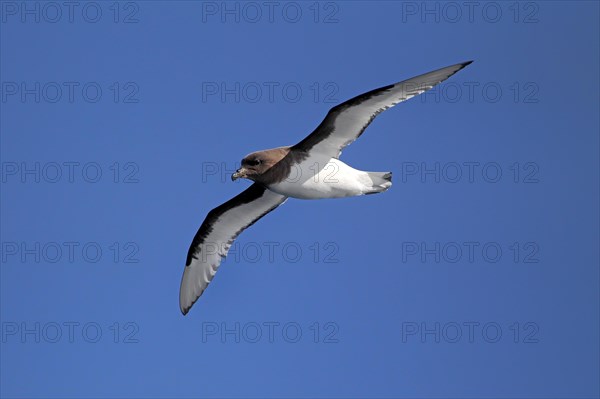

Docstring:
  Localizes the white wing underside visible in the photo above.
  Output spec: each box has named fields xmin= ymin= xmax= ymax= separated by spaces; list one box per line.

xmin=179 ymin=184 xmax=287 ymax=314
xmin=294 ymin=62 xmax=472 ymax=164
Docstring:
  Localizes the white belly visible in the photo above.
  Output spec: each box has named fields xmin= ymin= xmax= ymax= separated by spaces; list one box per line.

xmin=267 ymin=158 xmax=380 ymax=199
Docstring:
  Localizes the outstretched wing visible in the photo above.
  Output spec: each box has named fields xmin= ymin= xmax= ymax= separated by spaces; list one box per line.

xmin=293 ymin=61 xmax=473 ymax=158
xmin=179 ymin=183 xmax=287 ymax=315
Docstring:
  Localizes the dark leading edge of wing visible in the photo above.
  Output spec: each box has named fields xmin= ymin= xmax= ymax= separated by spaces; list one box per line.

xmin=185 ymin=184 xmax=267 ymax=267
xmin=180 ymin=183 xmax=287 ymax=315
xmin=293 ymin=61 xmax=473 ymax=158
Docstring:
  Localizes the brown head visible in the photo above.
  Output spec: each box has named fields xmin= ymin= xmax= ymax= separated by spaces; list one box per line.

xmin=231 ymin=147 xmax=290 ymax=183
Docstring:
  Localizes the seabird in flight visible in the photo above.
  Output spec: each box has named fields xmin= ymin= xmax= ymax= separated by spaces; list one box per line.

xmin=180 ymin=61 xmax=473 ymax=315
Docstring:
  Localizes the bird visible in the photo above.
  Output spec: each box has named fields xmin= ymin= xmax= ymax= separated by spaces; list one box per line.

xmin=179 ymin=61 xmax=473 ymax=315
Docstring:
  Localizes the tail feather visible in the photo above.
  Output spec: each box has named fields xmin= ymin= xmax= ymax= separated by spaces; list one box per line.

xmin=364 ymin=171 xmax=392 ymax=195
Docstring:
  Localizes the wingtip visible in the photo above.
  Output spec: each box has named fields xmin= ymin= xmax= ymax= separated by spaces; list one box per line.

xmin=461 ymin=60 xmax=474 ymax=67
xmin=180 ymin=304 xmax=189 ymax=315
xmin=180 ymin=291 xmax=202 ymax=316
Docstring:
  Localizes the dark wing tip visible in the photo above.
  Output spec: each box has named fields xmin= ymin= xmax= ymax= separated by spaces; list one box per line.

xmin=461 ymin=60 xmax=474 ymax=67
xmin=180 ymin=290 xmax=203 ymax=316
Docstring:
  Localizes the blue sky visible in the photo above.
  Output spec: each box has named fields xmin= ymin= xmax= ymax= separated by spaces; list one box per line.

xmin=1 ymin=1 xmax=599 ymax=398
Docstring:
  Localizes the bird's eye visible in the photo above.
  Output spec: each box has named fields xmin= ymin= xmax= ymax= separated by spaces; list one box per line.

xmin=246 ymin=159 xmax=261 ymax=166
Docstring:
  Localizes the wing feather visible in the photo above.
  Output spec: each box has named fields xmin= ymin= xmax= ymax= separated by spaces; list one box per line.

xmin=293 ymin=61 xmax=473 ymax=159
xmin=179 ymin=183 xmax=287 ymax=315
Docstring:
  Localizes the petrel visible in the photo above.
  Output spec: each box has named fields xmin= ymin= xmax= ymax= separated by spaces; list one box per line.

xmin=180 ymin=61 xmax=473 ymax=314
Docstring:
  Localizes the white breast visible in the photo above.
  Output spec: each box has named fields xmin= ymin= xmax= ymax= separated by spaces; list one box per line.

xmin=267 ymin=158 xmax=378 ymax=199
